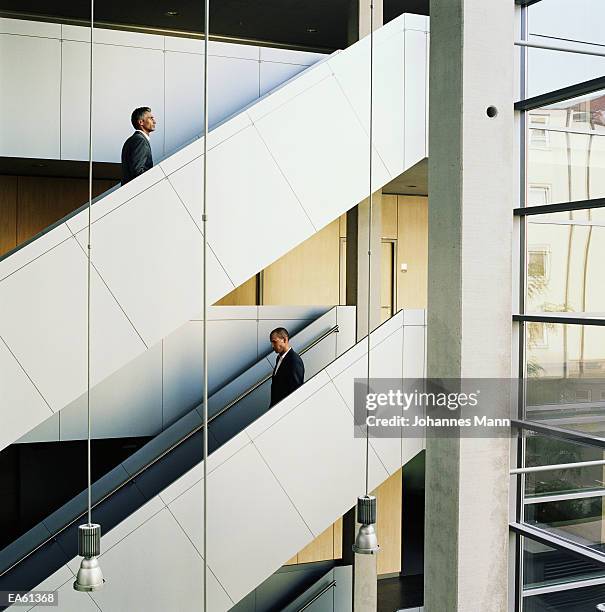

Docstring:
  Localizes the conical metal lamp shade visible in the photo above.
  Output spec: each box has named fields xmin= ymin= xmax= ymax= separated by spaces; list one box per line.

xmin=73 ymin=524 xmax=105 ymax=592
xmin=74 ymin=556 xmax=105 ymax=592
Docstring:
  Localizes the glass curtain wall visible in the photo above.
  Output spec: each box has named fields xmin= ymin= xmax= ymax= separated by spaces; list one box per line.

xmin=515 ymin=1 xmax=605 ymax=610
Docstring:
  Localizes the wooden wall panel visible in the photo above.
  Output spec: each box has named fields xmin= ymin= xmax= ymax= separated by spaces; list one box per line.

xmin=0 ymin=176 xmax=18 ymax=257
xmin=339 ymin=213 xmax=347 ymax=238
xmin=397 ymin=196 xmax=428 ymax=310
xmin=297 ymin=524 xmax=335 ymax=564
xmin=372 ymin=468 xmax=402 ymax=575
xmin=262 ymin=219 xmax=340 ymax=305
xmin=333 ymin=516 xmax=343 ymax=560
xmin=382 ymin=194 xmax=398 ymax=239
xmin=16 ymin=177 xmax=115 ymax=244
xmin=214 ymin=275 xmax=257 ymax=305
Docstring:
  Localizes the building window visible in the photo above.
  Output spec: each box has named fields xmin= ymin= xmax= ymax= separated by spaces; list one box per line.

xmin=527 ymin=322 xmax=548 ymax=349
xmin=528 ymin=185 xmax=550 ymax=207
xmin=528 ymin=248 xmax=550 ymax=280
xmin=529 ymin=113 xmax=550 ymax=149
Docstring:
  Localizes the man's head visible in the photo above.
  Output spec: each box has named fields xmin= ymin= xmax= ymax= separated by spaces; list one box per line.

xmin=131 ymin=107 xmax=156 ymax=134
xmin=270 ymin=328 xmax=290 ymax=355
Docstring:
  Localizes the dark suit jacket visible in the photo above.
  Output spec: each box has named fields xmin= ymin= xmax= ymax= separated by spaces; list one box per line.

xmin=121 ymin=131 xmax=153 ymax=185
xmin=270 ymin=349 xmax=305 ymax=407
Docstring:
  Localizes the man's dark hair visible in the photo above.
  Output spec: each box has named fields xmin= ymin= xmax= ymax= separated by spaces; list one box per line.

xmin=131 ymin=107 xmax=151 ymax=129
xmin=270 ymin=327 xmax=289 ymax=341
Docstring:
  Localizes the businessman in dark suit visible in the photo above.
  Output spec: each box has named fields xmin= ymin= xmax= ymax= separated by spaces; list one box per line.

xmin=121 ymin=107 xmax=156 ymax=185
xmin=269 ymin=327 xmax=305 ymax=407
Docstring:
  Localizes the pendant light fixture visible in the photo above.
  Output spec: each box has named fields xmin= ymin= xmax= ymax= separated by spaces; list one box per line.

xmin=353 ymin=2 xmax=379 ymax=609
xmin=74 ymin=0 xmax=104 ymax=593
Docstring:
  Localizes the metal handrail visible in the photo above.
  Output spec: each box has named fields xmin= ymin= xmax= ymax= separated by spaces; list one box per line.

xmin=511 ymin=459 xmax=605 ymax=475
xmin=296 ymin=580 xmax=337 ymax=612
xmin=0 ymin=324 xmax=339 ymax=578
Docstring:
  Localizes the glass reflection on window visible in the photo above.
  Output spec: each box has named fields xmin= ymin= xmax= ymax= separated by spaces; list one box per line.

xmin=523 ymin=536 xmax=605 ymax=592
xmin=526 ymin=91 xmax=605 ymax=206
xmin=529 ymin=0 xmax=605 ymax=48
xmin=526 ymin=213 xmax=605 ymax=313
xmin=525 ymin=323 xmax=605 ymax=379
xmin=524 ymin=581 xmax=605 ymax=611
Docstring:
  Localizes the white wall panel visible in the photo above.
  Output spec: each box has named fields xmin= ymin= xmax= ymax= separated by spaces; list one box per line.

xmin=59 ymin=41 xmax=93 ymax=162
xmin=209 ymin=40 xmax=259 ymax=60
xmin=168 ymin=442 xmax=313 ymax=603
xmin=89 ymin=508 xmax=233 ymax=612
xmin=329 ymin=28 xmax=405 ymax=177
xmin=17 ymin=412 xmax=59 ymax=444
xmin=404 ymin=14 xmax=429 ymax=30
xmin=158 ymin=431 xmax=251 ymax=506
xmin=260 ymin=47 xmax=325 ymax=65
xmin=0 ymin=237 xmax=145 ymax=439
xmin=1 ymin=15 xmax=427 ymax=453
xmin=25 ymin=566 xmax=73 ymax=612
xmin=61 ymin=41 xmax=165 ymax=162
xmin=336 ymin=306 xmax=356 ymax=356
xmin=15 ymin=306 xmax=342 ymax=443
xmin=260 ymin=61 xmax=308 ymax=97
xmin=0 ymin=223 xmax=72 ymax=281
xmin=0 ymin=17 xmax=60 ymax=37
xmin=404 ymin=30 xmax=428 ymax=168
xmin=62 ymin=24 xmax=164 ymax=49
xmin=58 ymin=341 xmax=163 ymax=440
xmin=0 ymin=34 xmax=60 ymax=158
xmin=209 ymin=56 xmax=260 ymax=124
xmin=0 ymin=336 xmax=53 ymax=449
xmin=169 ymin=124 xmax=316 ymax=286
xmin=253 ymin=75 xmax=391 ymax=230
xmin=254 ymin=381 xmax=388 ymax=536
xmin=0 ymin=17 xmax=326 ymax=163
xmin=164 ymin=53 xmax=261 ymax=155
xmin=30 ymin=577 xmax=99 ymax=612
xmin=161 ymin=319 xmax=259 ymax=426
xmin=29 ymin=311 xmax=425 ymax=610
xmin=164 ymin=51 xmax=204 ymax=155
xmin=65 ymin=165 xmax=165 ymax=234
xmin=73 ymin=179 xmax=234 ymax=347
xmin=403 ymin=324 xmax=426 ymax=378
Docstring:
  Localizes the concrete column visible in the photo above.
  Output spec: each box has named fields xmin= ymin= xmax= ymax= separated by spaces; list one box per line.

xmin=346 ymin=0 xmax=383 ymax=340
xmin=425 ymin=1 xmax=513 ymax=611
xmin=346 ymin=193 xmax=382 ymax=339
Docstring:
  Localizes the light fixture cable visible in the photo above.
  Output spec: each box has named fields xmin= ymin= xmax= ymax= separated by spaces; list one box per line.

xmin=202 ymin=0 xmax=210 ymax=610
xmin=86 ymin=0 xmax=94 ymax=533
xmin=365 ymin=0 xmax=375 ymax=497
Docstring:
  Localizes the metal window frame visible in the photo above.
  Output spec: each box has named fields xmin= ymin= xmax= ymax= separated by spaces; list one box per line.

xmin=512 ymin=418 xmax=605 ymax=450
xmin=515 ymin=75 xmax=605 ymax=112
xmin=515 ymin=39 xmax=605 ymax=59
xmin=513 ymin=4 xmax=605 ymax=607
xmin=513 ymin=313 xmax=605 ymax=325
xmin=524 ymin=488 xmax=605 ymax=505
xmin=523 ymin=575 xmax=605 ymax=598
xmin=515 ymin=0 xmax=544 ymax=7
xmin=510 ymin=522 xmax=605 ymax=565
xmin=514 ymin=196 xmax=605 ymax=217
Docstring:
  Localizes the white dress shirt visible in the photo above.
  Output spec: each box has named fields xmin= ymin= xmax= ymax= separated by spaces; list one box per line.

xmin=136 ymin=129 xmax=150 ymax=141
xmin=274 ymin=347 xmax=291 ymax=374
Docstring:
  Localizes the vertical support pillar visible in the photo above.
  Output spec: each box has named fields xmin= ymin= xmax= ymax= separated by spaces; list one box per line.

xmin=346 ymin=0 xmax=384 ymax=341
xmin=425 ymin=1 xmax=513 ymax=611
xmin=347 ymin=194 xmax=383 ymax=339
xmin=348 ymin=4 xmax=383 ymax=611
